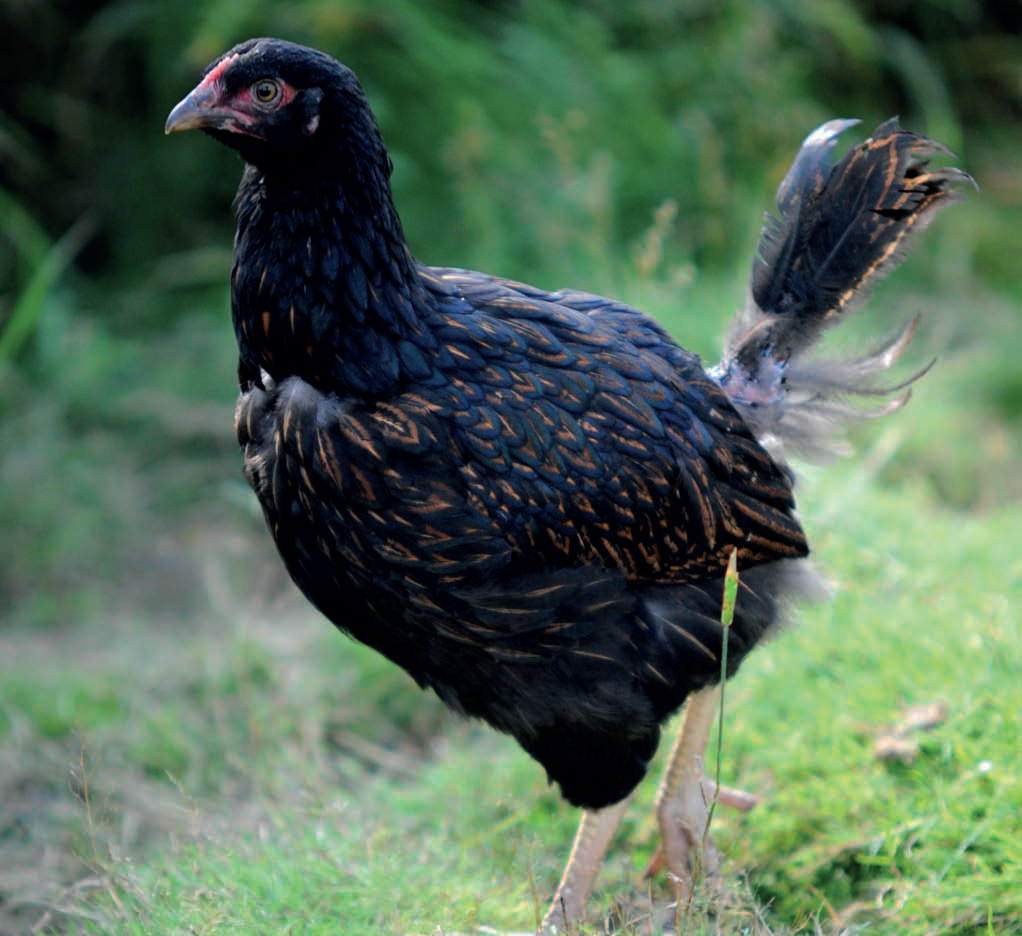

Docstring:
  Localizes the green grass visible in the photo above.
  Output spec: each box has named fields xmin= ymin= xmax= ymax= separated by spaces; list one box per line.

xmin=3 ymin=275 xmax=1019 ymax=935
xmin=727 ymin=479 xmax=1022 ymax=933
xmin=10 ymin=478 xmax=1019 ymax=935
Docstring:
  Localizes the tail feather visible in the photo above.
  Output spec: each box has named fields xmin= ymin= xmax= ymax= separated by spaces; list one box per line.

xmin=715 ymin=118 xmax=973 ymax=457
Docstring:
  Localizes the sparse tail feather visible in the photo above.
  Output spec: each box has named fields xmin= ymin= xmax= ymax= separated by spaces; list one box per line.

xmin=715 ymin=118 xmax=974 ymax=456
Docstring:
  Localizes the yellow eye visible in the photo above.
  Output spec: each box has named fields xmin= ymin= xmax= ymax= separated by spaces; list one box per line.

xmin=252 ymin=80 xmax=280 ymax=104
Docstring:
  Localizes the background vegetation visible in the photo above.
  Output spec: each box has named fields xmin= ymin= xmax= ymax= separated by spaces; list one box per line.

xmin=1 ymin=0 xmax=1018 ymax=933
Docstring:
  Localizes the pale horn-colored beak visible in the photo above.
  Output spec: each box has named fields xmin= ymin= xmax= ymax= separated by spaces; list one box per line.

xmin=165 ymin=84 xmax=230 ymax=134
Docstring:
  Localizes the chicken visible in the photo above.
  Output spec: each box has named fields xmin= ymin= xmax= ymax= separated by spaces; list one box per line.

xmin=165 ymin=38 xmax=970 ymax=932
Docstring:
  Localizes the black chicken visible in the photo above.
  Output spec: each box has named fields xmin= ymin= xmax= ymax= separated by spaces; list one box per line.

xmin=166 ymin=38 xmax=969 ymax=932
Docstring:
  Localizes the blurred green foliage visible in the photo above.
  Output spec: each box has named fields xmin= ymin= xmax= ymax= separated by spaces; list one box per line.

xmin=0 ymin=0 xmax=1018 ymax=622
xmin=2 ymin=0 xmax=1018 ymax=288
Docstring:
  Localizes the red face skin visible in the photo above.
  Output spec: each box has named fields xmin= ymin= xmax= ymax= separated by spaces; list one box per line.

xmin=165 ymin=54 xmax=303 ymax=139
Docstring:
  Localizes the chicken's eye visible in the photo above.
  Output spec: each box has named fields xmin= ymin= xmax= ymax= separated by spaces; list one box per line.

xmin=252 ymin=80 xmax=280 ymax=105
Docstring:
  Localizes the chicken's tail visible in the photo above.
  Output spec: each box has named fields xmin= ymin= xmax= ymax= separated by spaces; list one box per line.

xmin=714 ymin=118 xmax=973 ymax=458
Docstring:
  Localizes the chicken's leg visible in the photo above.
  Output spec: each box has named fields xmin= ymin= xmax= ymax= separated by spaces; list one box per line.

xmin=540 ymin=798 xmax=630 ymax=933
xmin=646 ymin=685 xmax=755 ymax=903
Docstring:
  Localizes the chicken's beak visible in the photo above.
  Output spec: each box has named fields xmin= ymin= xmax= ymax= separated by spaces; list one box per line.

xmin=165 ymin=82 xmax=249 ymax=135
